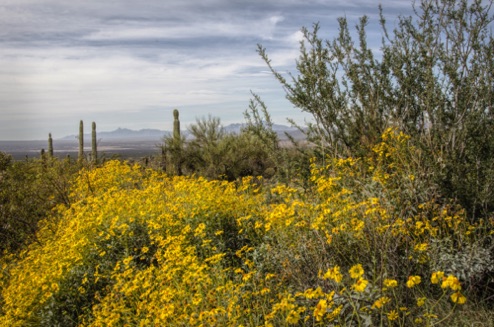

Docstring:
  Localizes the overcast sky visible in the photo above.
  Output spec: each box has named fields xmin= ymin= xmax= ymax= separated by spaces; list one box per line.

xmin=0 ymin=0 xmax=412 ymax=140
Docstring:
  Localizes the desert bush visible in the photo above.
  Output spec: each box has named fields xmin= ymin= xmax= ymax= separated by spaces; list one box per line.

xmin=161 ymin=115 xmax=276 ymax=180
xmin=257 ymin=129 xmax=493 ymax=325
xmin=244 ymin=92 xmax=314 ymax=187
xmin=259 ymin=0 xmax=494 ymax=219
xmin=0 ymin=155 xmax=77 ymax=254
xmin=161 ymin=130 xmax=187 ymax=175
xmin=0 ymin=152 xmax=12 ymax=172
xmin=1 ymin=130 xmax=491 ymax=326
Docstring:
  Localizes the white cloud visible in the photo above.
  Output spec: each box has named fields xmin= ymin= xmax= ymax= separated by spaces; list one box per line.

xmin=0 ymin=42 xmax=278 ymax=138
xmin=0 ymin=0 xmax=416 ymax=139
xmin=82 ymin=13 xmax=286 ymax=42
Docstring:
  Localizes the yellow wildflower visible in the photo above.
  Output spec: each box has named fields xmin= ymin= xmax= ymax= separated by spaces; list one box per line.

xmin=265 ymin=273 xmax=276 ymax=281
xmin=441 ymin=275 xmax=462 ymax=291
xmin=323 ymin=266 xmax=343 ymax=283
xmin=431 ymin=271 xmax=444 ymax=284
xmin=406 ymin=275 xmax=421 ymax=288
xmin=423 ymin=312 xmax=438 ymax=319
xmin=383 ymin=278 xmax=398 ymax=288
xmin=387 ymin=310 xmax=399 ymax=321
xmin=348 ymin=264 xmax=364 ymax=279
xmin=314 ymin=299 xmax=328 ymax=322
xmin=302 ymin=287 xmax=324 ymax=299
xmin=122 ymin=256 xmax=133 ymax=266
xmin=414 ymin=243 xmax=428 ymax=252
xmin=372 ymin=296 xmax=390 ymax=309
xmin=450 ymin=291 xmax=467 ymax=304
xmin=286 ymin=309 xmax=300 ymax=324
xmin=351 ymin=278 xmax=368 ymax=292
xmin=260 ymin=288 xmax=270 ymax=295
xmin=416 ymin=297 xmax=426 ymax=307
xmin=326 ymin=305 xmax=343 ymax=321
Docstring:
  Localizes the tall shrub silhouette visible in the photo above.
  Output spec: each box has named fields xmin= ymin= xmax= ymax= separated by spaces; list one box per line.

xmin=48 ymin=133 xmax=53 ymax=158
xmin=259 ymin=0 xmax=494 ymax=218
xmin=162 ymin=109 xmax=185 ymax=175
xmin=173 ymin=108 xmax=180 ymax=139
xmin=78 ymin=120 xmax=84 ymax=164
xmin=91 ymin=122 xmax=97 ymax=164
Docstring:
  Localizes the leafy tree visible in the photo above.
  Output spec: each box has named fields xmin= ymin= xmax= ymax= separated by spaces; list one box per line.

xmin=259 ymin=0 xmax=494 ymax=218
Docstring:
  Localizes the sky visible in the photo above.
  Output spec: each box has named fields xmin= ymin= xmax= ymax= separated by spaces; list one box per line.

xmin=0 ymin=0 xmax=413 ymax=140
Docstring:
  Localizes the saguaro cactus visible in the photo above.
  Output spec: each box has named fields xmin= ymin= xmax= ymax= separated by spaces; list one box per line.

xmin=92 ymin=121 xmax=97 ymax=164
xmin=173 ymin=109 xmax=180 ymax=139
xmin=40 ymin=148 xmax=46 ymax=168
xmin=78 ymin=120 xmax=84 ymax=163
xmin=167 ymin=109 xmax=183 ymax=175
xmin=48 ymin=133 xmax=53 ymax=158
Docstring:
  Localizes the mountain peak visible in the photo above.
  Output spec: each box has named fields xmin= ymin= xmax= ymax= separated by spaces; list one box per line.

xmin=60 ymin=123 xmax=301 ymax=141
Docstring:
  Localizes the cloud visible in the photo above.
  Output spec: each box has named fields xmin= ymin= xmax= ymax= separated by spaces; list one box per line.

xmin=0 ymin=42 xmax=275 ymax=139
xmin=82 ymin=14 xmax=287 ymax=43
xmin=0 ymin=0 xmax=415 ymax=139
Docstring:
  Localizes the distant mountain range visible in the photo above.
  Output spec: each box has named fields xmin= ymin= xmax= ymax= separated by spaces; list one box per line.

xmin=60 ymin=124 xmax=304 ymax=141
xmin=60 ymin=128 xmax=164 ymax=141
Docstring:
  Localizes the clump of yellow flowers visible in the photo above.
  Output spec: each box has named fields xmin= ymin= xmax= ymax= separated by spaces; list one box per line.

xmin=0 ymin=129 xmax=489 ymax=326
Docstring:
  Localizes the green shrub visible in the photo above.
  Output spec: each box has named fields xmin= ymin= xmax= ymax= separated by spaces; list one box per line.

xmin=259 ymin=0 xmax=494 ymax=219
xmin=0 ymin=156 xmax=77 ymax=254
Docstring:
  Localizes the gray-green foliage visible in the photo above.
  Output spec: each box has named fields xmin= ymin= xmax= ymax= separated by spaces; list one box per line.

xmin=430 ymin=238 xmax=494 ymax=282
xmin=186 ymin=115 xmax=275 ymax=180
xmin=244 ymin=92 xmax=279 ymax=154
xmin=218 ymin=132 xmax=275 ymax=180
xmin=259 ymin=0 xmax=494 ymax=217
xmin=244 ymin=92 xmax=312 ymax=187
xmin=429 ymin=237 xmax=494 ymax=301
xmin=187 ymin=115 xmax=226 ymax=177
xmin=161 ymin=113 xmax=276 ymax=180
